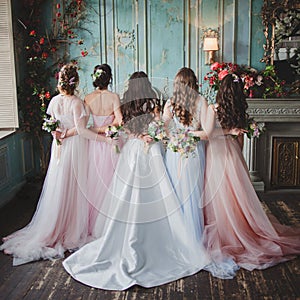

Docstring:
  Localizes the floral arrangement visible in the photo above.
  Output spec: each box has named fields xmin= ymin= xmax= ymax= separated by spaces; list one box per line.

xmin=167 ymin=128 xmax=200 ymax=158
xmin=16 ymin=0 xmax=90 ymax=174
xmin=245 ymin=118 xmax=265 ymax=139
xmin=148 ymin=120 xmax=168 ymax=142
xmin=105 ymin=125 xmax=123 ymax=153
xmin=42 ymin=116 xmax=61 ymax=145
xmin=203 ymin=62 xmax=286 ymax=102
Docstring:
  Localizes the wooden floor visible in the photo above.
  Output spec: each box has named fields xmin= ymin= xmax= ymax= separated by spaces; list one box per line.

xmin=0 ymin=180 xmax=299 ymax=300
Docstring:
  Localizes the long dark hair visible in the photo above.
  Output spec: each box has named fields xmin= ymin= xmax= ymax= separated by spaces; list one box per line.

xmin=170 ymin=67 xmax=199 ymax=126
xmin=121 ymin=71 xmax=159 ymax=135
xmin=92 ymin=64 xmax=112 ymax=89
xmin=216 ymin=74 xmax=248 ymax=129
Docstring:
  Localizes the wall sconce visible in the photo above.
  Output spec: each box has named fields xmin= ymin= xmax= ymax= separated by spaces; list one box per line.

xmin=203 ymin=37 xmax=219 ymax=64
xmin=202 ymin=28 xmax=219 ymax=65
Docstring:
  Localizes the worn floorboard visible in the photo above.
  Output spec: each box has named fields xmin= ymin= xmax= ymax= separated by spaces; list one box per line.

xmin=0 ymin=180 xmax=299 ymax=300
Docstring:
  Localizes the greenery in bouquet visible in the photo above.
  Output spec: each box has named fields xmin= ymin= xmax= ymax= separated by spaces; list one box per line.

xmin=148 ymin=120 xmax=168 ymax=142
xmin=105 ymin=125 xmax=123 ymax=153
xmin=167 ymin=128 xmax=200 ymax=158
xmin=245 ymin=118 xmax=265 ymax=139
xmin=42 ymin=116 xmax=61 ymax=145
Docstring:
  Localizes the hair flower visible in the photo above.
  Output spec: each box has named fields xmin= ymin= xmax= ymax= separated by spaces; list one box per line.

xmin=92 ymin=69 xmax=105 ymax=81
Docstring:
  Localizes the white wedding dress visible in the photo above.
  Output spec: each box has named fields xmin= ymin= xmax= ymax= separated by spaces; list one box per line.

xmin=63 ymin=137 xmax=211 ymax=290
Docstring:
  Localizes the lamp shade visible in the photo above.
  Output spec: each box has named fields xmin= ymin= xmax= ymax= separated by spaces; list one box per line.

xmin=203 ymin=37 xmax=219 ymax=51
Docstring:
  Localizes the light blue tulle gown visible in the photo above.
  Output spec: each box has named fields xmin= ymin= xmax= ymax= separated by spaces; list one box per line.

xmin=164 ymin=99 xmax=206 ymax=242
xmin=164 ymin=97 xmax=239 ymax=279
xmin=63 ymin=136 xmax=212 ymax=290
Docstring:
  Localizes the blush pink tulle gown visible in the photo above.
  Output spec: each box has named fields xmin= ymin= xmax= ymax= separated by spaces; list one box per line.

xmin=87 ymin=114 xmax=119 ymax=236
xmin=0 ymin=95 xmax=91 ymax=266
xmin=202 ymin=134 xmax=300 ymax=271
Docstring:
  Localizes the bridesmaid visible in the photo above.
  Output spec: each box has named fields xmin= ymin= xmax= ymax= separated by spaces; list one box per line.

xmin=0 ymin=63 xmax=111 ymax=265
xmin=163 ymin=67 xmax=209 ymax=242
xmin=163 ymin=67 xmax=239 ymax=279
xmin=62 ymin=71 xmax=212 ymax=290
xmin=84 ymin=64 xmax=122 ymax=236
xmin=202 ymin=73 xmax=300 ymax=271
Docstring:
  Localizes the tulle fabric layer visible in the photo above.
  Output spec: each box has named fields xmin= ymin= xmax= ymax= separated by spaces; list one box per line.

xmin=203 ymin=135 xmax=300 ymax=271
xmin=165 ymin=141 xmax=206 ymax=240
xmin=0 ymin=135 xmax=90 ymax=266
xmin=87 ymin=115 xmax=119 ymax=235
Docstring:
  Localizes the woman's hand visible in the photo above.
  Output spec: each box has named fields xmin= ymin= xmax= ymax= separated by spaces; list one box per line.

xmin=229 ymin=128 xmax=247 ymax=136
xmin=139 ymin=134 xmax=153 ymax=144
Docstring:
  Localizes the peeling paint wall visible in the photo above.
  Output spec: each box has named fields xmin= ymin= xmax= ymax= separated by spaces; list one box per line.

xmin=75 ymin=0 xmax=265 ymax=97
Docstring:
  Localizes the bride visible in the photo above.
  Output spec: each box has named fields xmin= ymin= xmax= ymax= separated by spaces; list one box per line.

xmin=62 ymin=71 xmax=212 ymax=290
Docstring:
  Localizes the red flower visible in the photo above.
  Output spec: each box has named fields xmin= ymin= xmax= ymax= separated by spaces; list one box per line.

xmin=56 ymin=3 xmax=60 ymax=9
xmin=218 ymin=70 xmax=229 ymax=81
xmin=29 ymin=30 xmax=36 ymax=36
xmin=50 ymin=47 xmax=57 ymax=52
xmin=45 ymin=91 xmax=51 ymax=99
xmin=42 ymin=52 xmax=49 ymax=59
xmin=81 ymin=50 xmax=88 ymax=57
xmin=56 ymin=12 xmax=61 ymax=18
xmin=39 ymin=37 xmax=45 ymax=45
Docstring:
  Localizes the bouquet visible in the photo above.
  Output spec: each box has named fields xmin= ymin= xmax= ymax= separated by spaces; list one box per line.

xmin=148 ymin=120 xmax=167 ymax=142
xmin=42 ymin=116 xmax=61 ymax=145
xmin=105 ymin=125 xmax=123 ymax=153
xmin=246 ymin=118 xmax=265 ymax=139
xmin=167 ymin=128 xmax=200 ymax=158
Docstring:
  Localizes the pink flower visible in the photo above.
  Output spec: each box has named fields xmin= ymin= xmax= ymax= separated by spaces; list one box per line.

xmin=211 ymin=62 xmax=221 ymax=71
xmin=218 ymin=70 xmax=229 ymax=81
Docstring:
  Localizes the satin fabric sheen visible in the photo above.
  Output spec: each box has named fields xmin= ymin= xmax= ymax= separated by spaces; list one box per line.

xmin=63 ymin=139 xmax=211 ymax=290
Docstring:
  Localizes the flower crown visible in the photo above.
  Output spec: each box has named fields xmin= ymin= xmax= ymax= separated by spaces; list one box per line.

xmin=58 ymin=76 xmax=77 ymax=87
xmin=92 ymin=69 xmax=106 ymax=81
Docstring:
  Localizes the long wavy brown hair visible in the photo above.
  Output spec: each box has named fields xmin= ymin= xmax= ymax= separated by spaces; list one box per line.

xmin=170 ymin=67 xmax=199 ymax=126
xmin=216 ymin=74 xmax=248 ymax=129
xmin=121 ymin=71 xmax=159 ymax=135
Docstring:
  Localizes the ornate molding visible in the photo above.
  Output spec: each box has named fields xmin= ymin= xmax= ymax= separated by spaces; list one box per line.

xmin=115 ymin=28 xmax=135 ymax=50
xmin=247 ymin=98 xmax=300 ymax=122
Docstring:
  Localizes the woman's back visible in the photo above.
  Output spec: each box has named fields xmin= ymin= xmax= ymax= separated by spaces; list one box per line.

xmin=85 ymin=89 xmax=120 ymax=117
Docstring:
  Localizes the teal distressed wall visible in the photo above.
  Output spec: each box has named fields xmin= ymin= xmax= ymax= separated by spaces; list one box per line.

xmin=75 ymin=0 xmax=265 ymax=97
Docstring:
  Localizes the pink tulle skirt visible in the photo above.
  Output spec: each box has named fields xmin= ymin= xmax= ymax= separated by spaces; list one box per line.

xmin=202 ymin=135 xmax=300 ymax=271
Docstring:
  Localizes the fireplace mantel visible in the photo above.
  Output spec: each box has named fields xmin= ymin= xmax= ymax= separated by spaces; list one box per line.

xmin=244 ymin=98 xmax=300 ymax=191
xmin=247 ymin=98 xmax=300 ymax=122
